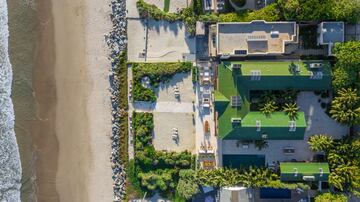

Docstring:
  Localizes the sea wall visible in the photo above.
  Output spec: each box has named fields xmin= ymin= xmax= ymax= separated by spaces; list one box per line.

xmin=0 ymin=0 xmax=22 ymax=201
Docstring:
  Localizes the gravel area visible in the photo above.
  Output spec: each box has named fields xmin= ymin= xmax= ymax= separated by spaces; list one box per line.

xmin=153 ymin=112 xmax=196 ymax=152
xmin=155 ymin=72 xmax=195 ymax=103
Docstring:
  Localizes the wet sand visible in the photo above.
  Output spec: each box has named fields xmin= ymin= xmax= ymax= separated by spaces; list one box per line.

xmin=10 ymin=0 xmax=113 ymax=201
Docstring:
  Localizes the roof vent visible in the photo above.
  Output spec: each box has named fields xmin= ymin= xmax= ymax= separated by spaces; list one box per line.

xmin=319 ymin=168 xmax=323 ymax=177
xmin=294 ymin=168 xmax=298 ymax=177
xmin=256 ymin=120 xmax=261 ymax=132
xmin=289 ymin=121 xmax=296 ymax=132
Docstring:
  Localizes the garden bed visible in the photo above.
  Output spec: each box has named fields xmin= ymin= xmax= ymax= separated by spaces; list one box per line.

xmin=128 ymin=112 xmax=195 ymax=199
xmin=132 ymin=62 xmax=192 ymax=102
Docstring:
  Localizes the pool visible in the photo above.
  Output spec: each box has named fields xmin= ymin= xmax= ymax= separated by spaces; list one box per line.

xmin=222 ymin=154 xmax=265 ymax=168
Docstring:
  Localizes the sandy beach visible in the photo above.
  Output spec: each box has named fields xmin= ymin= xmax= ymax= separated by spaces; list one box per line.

xmin=10 ymin=0 xmax=113 ymax=201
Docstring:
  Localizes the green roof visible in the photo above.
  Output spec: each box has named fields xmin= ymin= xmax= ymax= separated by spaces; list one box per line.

xmin=215 ymin=60 xmax=332 ymax=140
xmin=242 ymin=112 xmax=306 ymax=127
xmin=227 ymin=61 xmax=331 ymax=76
xmin=280 ymin=162 xmax=330 ymax=182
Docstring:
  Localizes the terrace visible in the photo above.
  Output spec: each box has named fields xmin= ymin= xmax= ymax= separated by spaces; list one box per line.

xmin=280 ymin=162 xmax=330 ymax=182
xmin=216 ymin=20 xmax=298 ymax=57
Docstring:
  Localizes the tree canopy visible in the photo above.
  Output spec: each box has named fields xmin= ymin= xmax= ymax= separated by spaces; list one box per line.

xmin=329 ymin=88 xmax=360 ymax=126
xmin=278 ymin=0 xmax=360 ymax=22
xmin=176 ymin=169 xmax=200 ymax=199
xmin=315 ymin=192 xmax=347 ymax=202
xmin=308 ymin=135 xmax=360 ymax=196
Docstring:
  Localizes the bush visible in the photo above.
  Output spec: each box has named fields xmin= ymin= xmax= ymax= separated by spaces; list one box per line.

xmin=192 ymin=66 xmax=198 ymax=83
xmin=176 ymin=170 xmax=200 ymax=199
xmin=132 ymin=62 xmax=192 ymax=101
xmin=315 ymin=192 xmax=347 ymax=202
xmin=246 ymin=3 xmax=281 ymax=21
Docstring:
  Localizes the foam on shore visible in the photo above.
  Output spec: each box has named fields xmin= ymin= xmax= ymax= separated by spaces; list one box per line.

xmin=0 ymin=0 xmax=22 ymax=201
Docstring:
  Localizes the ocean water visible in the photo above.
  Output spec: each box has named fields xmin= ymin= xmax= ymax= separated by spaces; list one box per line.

xmin=0 ymin=0 xmax=22 ymax=201
xmin=7 ymin=0 xmax=38 ymax=201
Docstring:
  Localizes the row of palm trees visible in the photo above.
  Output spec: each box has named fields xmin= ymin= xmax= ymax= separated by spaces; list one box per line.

xmin=260 ymin=101 xmax=299 ymax=119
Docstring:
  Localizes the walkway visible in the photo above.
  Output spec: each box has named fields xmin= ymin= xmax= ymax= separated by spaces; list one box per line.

xmin=133 ymin=101 xmax=193 ymax=113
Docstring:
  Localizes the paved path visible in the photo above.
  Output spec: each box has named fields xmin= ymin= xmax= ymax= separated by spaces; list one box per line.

xmin=133 ymin=101 xmax=193 ymax=113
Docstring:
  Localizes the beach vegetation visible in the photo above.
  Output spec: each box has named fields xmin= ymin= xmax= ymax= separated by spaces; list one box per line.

xmin=115 ymin=51 xmax=129 ymax=164
xmin=132 ymin=62 xmax=192 ymax=102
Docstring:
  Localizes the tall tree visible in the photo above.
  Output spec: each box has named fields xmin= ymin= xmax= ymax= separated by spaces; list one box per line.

xmin=308 ymin=134 xmax=334 ymax=152
xmin=176 ymin=169 xmax=200 ymax=200
xmin=330 ymin=88 xmax=360 ymax=128
xmin=315 ymin=192 xmax=347 ymax=202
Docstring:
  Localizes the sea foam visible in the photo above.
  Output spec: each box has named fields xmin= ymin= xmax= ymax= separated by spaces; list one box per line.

xmin=0 ymin=0 xmax=22 ymax=201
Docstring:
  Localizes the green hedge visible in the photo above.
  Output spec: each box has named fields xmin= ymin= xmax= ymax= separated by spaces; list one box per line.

xmin=132 ymin=62 xmax=192 ymax=102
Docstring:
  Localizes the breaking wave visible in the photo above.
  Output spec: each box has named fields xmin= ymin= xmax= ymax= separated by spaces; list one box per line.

xmin=0 ymin=0 xmax=22 ymax=201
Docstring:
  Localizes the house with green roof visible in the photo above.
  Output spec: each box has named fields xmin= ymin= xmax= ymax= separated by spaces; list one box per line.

xmin=215 ymin=60 xmax=332 ymax=140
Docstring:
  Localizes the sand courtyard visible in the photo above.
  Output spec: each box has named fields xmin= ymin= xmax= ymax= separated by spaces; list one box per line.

xmin=127 ymin=19 xmax=196 ymax=62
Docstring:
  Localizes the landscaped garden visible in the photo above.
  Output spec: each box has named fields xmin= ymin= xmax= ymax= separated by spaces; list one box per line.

xmin=132 ymin=62 xmax=192 ymax=102
xmin=127 ymin=112 xmax=195 ymax=200
xmin=137 ymin=0 xmax=360 ymax=35
xmin=308 ymin=134 xmax=360 ymax=196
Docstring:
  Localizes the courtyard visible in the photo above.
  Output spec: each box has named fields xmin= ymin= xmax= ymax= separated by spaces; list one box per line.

xmin=221 ymin=91 xmax=348 ymax=166
xmin=127 ymin=19 xmax=196 ymax=62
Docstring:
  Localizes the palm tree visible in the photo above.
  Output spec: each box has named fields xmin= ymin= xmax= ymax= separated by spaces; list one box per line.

xmin=330 ymin=88 xmax=360 ymax=135
xmin=283 ymin=103 xmax=299 ymax=119
xmin=260 ymin=101 xmax=278 ymax=116
xmin=308 ymin=134 xmax=334 ymax=152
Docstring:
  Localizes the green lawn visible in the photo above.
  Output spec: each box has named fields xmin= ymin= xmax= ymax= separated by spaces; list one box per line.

xmin=242 ymin=112 xmax=307 ymax=127
xmin=164 ymin=0 xmax=170 ymax=12
xmin=280 ymin=162 xmax=330 ymax=174
xmin=222 ymin=61 xmax=332 ymax=76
